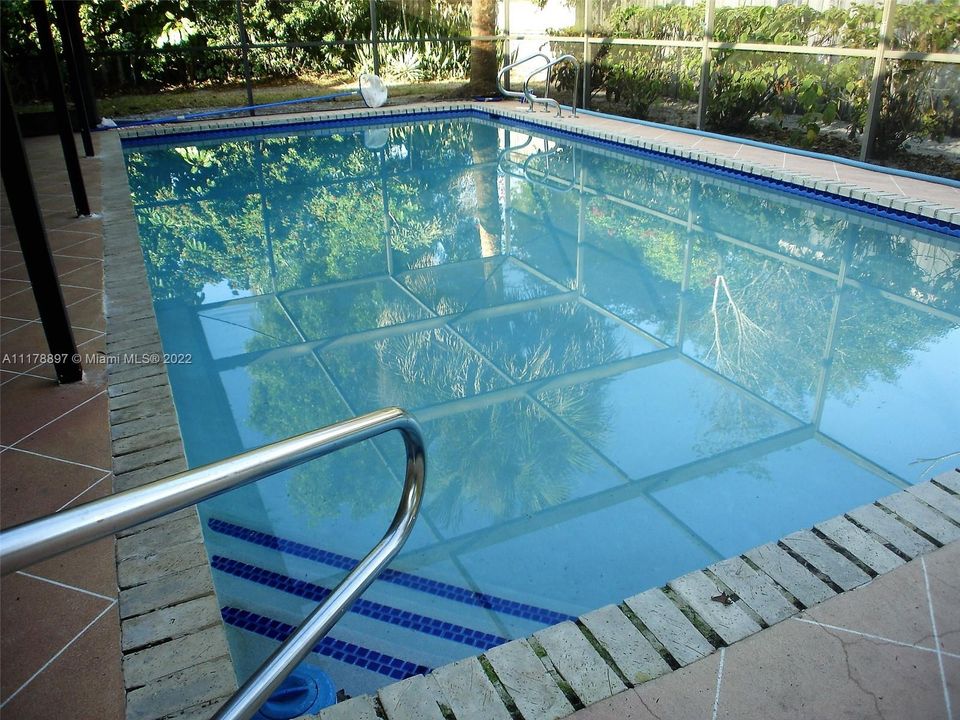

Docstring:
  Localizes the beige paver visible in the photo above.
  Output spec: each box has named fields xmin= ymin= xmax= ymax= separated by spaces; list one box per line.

xmin=534 ymin=621 xmax=626 ymax=705
xmin=814 ymin=516 xmax=904 ymax=575
xmin=847 ymin=504 xmax=935 ymax=558
xmin=933 ymin=469 xmax=960 ymax=494
xmin=378 ymin=674 xmax=445 ymax=720
xmin=430 ymin=657 xmax=513 ymax=720
xmin=668 ymin=571 xmax=762 ymax=645
xmin=781 ymin=530 xmax=871 ymax=591
xmin=485 ymin=638 xmax=573 ymax=720
xmin=121 ymin=625 xmax=230 ymax=688
xmin=624 ymin=588 xmax=714 ymax=667
xmin=744 ymin=542 xmax=835 ymax=608
xmin=907 ymin=482 xmax=960 ymax=524
xmin=579 ymin=605 xmax=670 ymax=686
xmin=315 ymin=694 xmax=380 ymax=720
xmin=879 ymin=492 xmax=960 ymax=544
xmin=708 ymin=556 xmax=797 ymax=626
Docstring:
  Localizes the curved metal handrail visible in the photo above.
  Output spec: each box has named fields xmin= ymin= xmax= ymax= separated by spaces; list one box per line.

xmin=497 ymin=51 xmax=550 ymax=101
xmin=524 ymin=54 xmax=580 ymax=118
xmin=0 ymin=406 xmax=426 ymax=720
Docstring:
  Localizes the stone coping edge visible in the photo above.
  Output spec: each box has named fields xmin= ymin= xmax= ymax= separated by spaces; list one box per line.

xmin=314 ymin=469 xmax=960 ymax=720
xmin=100 ymin=129 xmax=238 ymax=720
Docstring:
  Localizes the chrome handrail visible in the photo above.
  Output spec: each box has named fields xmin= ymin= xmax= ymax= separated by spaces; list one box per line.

xmin=524 ymin=55 xmax=580 ymax=118
xmin=0 ymin=406 xmax=426 ymax=720
xmin=497 ymin=51 xmax=550 ymax=101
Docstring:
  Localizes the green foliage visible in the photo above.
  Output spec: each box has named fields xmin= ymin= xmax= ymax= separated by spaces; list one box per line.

xmin=0 ymin=0 xmax=469 ymax=97
xmin=707 ymin=59 xmax=779 ymax=132
xmin=583 ymin=0 xmax=959 ymax=149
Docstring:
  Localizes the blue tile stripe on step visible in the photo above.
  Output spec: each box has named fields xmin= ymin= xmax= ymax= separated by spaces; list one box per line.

xmin=212 ymin=556 xmax=508 ymax=650
xmin=221 ymin=606 xmax=431 ymax=681
xmin=208 ymin=518 xmax=574 ymax=625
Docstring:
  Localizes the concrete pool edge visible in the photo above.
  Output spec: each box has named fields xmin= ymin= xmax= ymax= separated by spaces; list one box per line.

xmin=100 ymin=129 xmax=238 ymax=720
xmin=315 ymin=470 xmax=960 ymax=720
xmin=98 ymin=103 xmax=960 ymax=719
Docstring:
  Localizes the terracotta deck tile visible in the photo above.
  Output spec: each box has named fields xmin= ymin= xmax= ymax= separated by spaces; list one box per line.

xmin=0 ymin=448 xmax=107 ymax=527
xmin=26 ymin=536 xmax=119 ymax=600
xmin=690 ymin=137 xmax=741 ymax=158
xmin=0 ymin=279 xmax=30 ymax=300
xmin=0 ymin=375 xmax=102 ymax=445
xmin=16 ymin=392 xmax=110 ymax=470
xmin=947 ymin=657 xmax=959 ymax=712
xmin=0 ymin=600 xmax=123 ymax=720
xmin=41 ymin=210 xmax=90 ymax=232
xmin=54 ymin=235 xmax=104 ymax=259
xmin=0 ymin=323 xmax=102 ymax=374
xmin=58 ymin=216 xmax=103 ymax=236
xmin=0 ymin=249 xmax=23 ymax=270
xmin=46 ymin=229 xmax=101 ymax=252
xmin=733 ymin=145 xmax=785 ymax=170
xmin=62 ymin=292 xmax=105 ymax=333
xmin=53 ymin=255 xmax=101 ymax=278
xmin=0 ymin=573 xmax=114 ymax=702
xmin=0 ymin=290 xmax=39 ymax=322
xmin=572 ymin=651 xmax=721 ymax=720
xmin=57 ymin=261 xmax=103 ymax=292
xmin=0 ymin=317 xmax=29 ymax=335
xmin=0 ymin=262 xmax=30 ymax=282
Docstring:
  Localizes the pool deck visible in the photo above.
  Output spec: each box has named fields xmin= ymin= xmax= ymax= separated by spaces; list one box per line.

xmin=1 ymin=102 xmax=958 ymax=720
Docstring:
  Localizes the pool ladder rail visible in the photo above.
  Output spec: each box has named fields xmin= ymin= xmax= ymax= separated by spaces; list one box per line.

xmin=0 ymin=406 xmax=426 ymax=720
xmin=498 ymin=51 xmax=580 ymax=119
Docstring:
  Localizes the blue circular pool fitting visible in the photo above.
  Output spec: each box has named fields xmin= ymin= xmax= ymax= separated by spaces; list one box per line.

xmin=253 ymin=666 xmax=336 ymax=719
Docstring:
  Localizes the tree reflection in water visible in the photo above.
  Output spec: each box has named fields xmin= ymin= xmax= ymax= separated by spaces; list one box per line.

xmin=130 ymin=115 xmax=959 ymax=542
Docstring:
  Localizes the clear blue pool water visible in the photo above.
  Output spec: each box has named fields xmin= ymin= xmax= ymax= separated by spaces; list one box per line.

xmin=124 ymin=114 xmax=960 ymax=696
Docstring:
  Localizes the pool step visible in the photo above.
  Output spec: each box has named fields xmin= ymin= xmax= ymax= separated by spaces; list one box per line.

xmin=206 ymin=517 xmax=572 ymax=625
xmin=221 ymin=607 xmax=429 ymax=682
xmin=212 ymin=555 xmax=507 ymax=651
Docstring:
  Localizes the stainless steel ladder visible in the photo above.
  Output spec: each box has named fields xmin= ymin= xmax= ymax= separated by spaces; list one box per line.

xmin=497 ymin=51 xmax=551 ymax=103
xmin=0 ymin=406 xmax=426 ymax=720
xmin=523 ymin=54 xmax=580 ymax=118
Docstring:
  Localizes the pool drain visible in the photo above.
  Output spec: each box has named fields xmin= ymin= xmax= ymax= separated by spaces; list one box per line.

xmin=254 ymin=665 xmax=336 ymax=719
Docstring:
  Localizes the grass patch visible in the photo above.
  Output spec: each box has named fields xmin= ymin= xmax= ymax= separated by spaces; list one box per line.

xmin=17 ymin=76 xmax=469 ymax=119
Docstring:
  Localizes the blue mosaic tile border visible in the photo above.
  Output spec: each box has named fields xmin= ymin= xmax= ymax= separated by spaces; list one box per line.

xmin=208 ymin=518 xmax=573 ymax=626
xmin=212 ymin=556 xmax=507 ymax=651
xmin=221 ymin=607 xmax=430 ymax=681
xmin=119 ymin=109 xmax=467 ymax=147
xmin=119 ymin=107 xmax=959 ymax=239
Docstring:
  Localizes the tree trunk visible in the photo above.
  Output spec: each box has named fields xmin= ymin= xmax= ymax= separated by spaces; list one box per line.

xmin=469 ymin=0 xmax=498 ymax=95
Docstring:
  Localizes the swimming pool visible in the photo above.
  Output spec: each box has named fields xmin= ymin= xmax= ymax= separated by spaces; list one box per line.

xmin=122 ymin=112 xmax=960 ymax=698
